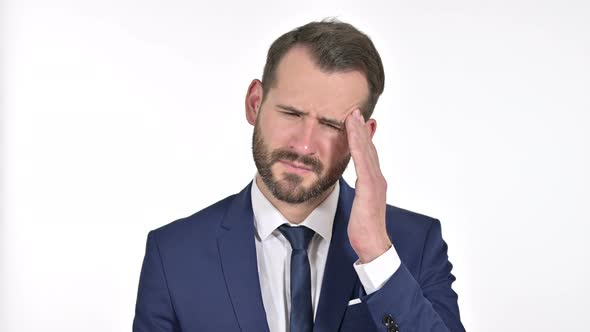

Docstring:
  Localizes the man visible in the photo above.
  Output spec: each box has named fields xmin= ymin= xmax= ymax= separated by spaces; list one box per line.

xmin=133 ymin=19 xmax=465 ymax=332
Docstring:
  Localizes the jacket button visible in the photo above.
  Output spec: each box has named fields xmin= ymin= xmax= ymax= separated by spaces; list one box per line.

xmin=382 ymin=314 xmax=399 ymax=332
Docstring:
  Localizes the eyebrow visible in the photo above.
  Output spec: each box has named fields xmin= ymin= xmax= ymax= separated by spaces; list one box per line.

xmin=276 ymin=104 xmax=344 ymax=128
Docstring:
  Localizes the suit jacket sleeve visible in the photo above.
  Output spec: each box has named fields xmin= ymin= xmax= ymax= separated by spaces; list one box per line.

xmin=133 ymin=231 xmax=181 ymax=332
xmin=361 ymin=219 xmax=465 ymax=332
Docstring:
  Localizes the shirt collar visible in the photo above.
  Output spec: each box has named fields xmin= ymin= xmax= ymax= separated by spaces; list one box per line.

xmin=251 ymin=176 xmax=339 ymax=242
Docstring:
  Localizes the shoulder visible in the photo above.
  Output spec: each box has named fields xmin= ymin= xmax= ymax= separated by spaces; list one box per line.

xmin=340 ymin=178 xmax=441 ymax=238
xmin=384 ymin=204 xmax=446 ymax=272
xmin=385 ymin=204 xmax=440 ymax=233
xmin=148 ymin=192 xmax=239 ymax=248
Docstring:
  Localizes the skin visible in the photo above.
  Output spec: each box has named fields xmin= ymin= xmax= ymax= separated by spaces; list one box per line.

xmin=245 ymin=46 xmax=391 ymax=263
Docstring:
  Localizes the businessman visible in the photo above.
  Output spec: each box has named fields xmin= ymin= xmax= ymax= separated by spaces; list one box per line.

xmin=133 ymin=19 xmax=465 ymax=332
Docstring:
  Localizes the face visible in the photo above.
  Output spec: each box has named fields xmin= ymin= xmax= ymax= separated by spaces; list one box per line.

xmin=247 ymin=46 xmax=370 ymax=204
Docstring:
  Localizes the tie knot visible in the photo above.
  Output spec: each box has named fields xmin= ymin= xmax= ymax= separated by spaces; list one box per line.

xmin=278 ymin=224 xmax=315 ymax=251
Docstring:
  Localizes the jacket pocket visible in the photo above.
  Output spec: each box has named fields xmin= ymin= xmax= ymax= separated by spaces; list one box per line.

xmin=339 ymin=301 xmax=378 ymax=331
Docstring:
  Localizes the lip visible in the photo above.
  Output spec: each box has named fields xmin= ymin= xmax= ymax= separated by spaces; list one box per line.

xmin=278 ymin=160 xmax=312 ymax=173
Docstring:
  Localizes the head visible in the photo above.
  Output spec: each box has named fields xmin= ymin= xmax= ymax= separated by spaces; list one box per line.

xmin=246 ymin=19 xmax=385 ymax=204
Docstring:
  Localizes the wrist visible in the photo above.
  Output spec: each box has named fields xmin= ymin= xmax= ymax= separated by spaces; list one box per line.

xmin=357 ymin=238 xmax=392 ymax=264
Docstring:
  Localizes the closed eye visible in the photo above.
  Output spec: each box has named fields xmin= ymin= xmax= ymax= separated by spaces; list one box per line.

xmin=280 ymin=111 xmax=302 ymax=117
xmin=322 ymin=122 xmax=342 ymax=131
xmin=275 ymin=104 xmax=343 ymax=131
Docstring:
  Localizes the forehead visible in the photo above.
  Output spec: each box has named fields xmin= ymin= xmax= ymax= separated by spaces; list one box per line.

xmin=268 ymin=46 xmax=369 ymax=119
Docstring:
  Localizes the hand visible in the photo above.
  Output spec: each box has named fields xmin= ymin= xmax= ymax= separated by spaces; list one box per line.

xmin=344 ymin=109 xmax=392 ymax=264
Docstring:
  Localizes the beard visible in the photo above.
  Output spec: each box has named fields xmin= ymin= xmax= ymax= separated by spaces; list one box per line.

xmin=252 ymin=123 xmax=350 ymax=204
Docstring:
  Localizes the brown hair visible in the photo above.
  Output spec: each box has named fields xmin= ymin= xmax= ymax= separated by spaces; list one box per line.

xmin=261 ymin=18 xmax=385 ymax=119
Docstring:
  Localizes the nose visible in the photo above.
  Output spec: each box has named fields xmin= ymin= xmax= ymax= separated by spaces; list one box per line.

xmin=288 ymin=118 xmax=319 ymax=156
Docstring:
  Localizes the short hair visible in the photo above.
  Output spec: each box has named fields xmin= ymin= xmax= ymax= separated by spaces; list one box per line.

xmin=261 ymin=19 xmax=385 ymax=119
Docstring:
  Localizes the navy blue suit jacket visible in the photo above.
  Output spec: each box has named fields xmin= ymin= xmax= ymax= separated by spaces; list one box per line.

xmin=133 ymin=179 xmax=465 ymax=331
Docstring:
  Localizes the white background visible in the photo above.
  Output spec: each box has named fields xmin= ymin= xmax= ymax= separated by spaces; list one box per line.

xmin=1 ymin=0 xmax=589 ymax=331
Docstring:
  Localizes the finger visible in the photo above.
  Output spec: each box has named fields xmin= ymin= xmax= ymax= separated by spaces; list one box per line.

xmin=355 ymin=113 xmax=382 ymax=170
xmin=345 ymin=109 xmax=373 ymax=177
xmin=345 ymin=110 xmax=365 ymax=159
xmin=346 ymin=110 xmax=383 ymax=180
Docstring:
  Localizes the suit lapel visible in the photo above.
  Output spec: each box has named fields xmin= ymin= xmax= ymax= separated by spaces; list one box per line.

xmin=217 ymin=182 xmax=271 ymax=332
xmin=313 ymin=179 xmax=359 ymax=332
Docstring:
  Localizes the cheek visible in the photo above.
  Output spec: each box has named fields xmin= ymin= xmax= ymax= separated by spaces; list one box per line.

xmin=259 ymin=116 xmax=290 ymax=146
xmin=332 ymin=131 xmax=350 ymax=153
xmin=321 ymin=135 xmax=349 ymax=164
xmin=268 ymin=128 xmax=293 ymax=148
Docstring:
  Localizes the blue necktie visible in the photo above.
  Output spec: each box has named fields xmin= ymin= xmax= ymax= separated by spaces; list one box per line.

xmin=279 ymin=224 xmax=315 ymax=332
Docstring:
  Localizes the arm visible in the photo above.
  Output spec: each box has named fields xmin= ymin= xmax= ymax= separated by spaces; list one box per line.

xmin=344 ymin=109 xmax=464 ymax=331
xmin=360 ymin=220 xmax=464 ymax=332
xmin=133 ymin=231 xmax=181 ymax=332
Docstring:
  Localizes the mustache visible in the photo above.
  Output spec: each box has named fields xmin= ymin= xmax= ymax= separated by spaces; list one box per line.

xmin=270 ymin=149 xmax=324 ymax=175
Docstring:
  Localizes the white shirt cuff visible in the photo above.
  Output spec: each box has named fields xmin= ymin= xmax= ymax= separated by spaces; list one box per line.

xmin=353 ymin=245 xmax=401 ymax=295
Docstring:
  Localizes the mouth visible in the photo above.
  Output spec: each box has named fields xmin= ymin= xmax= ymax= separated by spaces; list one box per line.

xmin=278 ymin=160 xmax=313 ymax=174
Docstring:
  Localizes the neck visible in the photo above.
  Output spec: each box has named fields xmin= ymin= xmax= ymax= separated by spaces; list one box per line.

xmin=255 ymin=175 xmax=335 ymax=224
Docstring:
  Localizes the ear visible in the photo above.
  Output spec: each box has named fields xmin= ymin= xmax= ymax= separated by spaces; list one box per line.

xmin=245 ymin=79 xmax=264 ymax=126
xmin=365 ymin=118 xmax=377 ymax=139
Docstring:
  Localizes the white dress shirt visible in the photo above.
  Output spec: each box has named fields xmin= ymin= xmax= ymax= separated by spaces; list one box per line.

xmin=251 ymin=178 xmax=401 ymax=332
